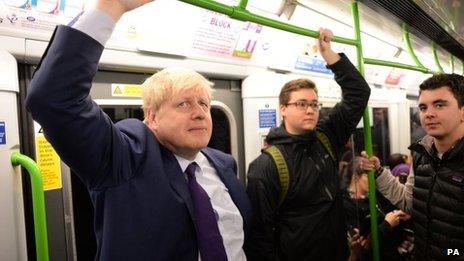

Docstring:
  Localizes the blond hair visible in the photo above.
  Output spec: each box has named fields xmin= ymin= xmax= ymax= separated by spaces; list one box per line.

xmin=141 ymin=67 xmax=214 ymax=123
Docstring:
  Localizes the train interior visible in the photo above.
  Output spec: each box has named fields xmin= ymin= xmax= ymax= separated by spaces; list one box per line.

xmin=1 ymin=0 xmax=463 ymax=260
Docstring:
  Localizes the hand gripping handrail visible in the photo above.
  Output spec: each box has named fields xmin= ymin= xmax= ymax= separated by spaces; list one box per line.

xmin=11 ymin=152 xmax=49 ymax=261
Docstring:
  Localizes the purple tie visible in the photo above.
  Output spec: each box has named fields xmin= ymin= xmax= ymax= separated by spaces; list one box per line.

xmin=185 ymin=162 xmax=228 ymax=261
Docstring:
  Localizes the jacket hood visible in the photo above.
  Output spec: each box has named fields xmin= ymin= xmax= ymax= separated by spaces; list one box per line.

xmin=266 ymin=124 xmax=316 ymax=146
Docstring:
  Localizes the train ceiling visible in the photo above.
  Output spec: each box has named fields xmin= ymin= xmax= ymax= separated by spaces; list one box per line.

xmin=361 ymin=0 xmax=464 ymax=61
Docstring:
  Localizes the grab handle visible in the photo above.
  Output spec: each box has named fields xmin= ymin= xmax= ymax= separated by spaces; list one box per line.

xmin=11 ymin=152 xmax=49 ymax=261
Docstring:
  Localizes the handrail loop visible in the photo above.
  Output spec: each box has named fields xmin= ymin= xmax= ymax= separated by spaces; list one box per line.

xmin=432 ymin=42 xmax=444 ymax=73
xmin=11 ymin=152 xmax=49 ymax=261
xmin=402 ymin=24 xmax=428 ymax=70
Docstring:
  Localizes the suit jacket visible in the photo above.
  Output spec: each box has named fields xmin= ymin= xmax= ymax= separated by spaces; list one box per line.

xmin=26 ymin=25 xmax=252 ymax=261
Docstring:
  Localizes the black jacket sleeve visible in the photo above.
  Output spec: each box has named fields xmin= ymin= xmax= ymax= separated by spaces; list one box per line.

xmin=317 ymin=53 xmax=371 ymax=151
xmin=245 ymin=154 xmax=281 ymax=261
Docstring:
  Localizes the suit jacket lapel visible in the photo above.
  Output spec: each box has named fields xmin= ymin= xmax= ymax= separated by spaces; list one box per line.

xmin=161 ymin=146 xmax=195 ymax=219
xmin=201 ymin=149 xmax=250 ymax=230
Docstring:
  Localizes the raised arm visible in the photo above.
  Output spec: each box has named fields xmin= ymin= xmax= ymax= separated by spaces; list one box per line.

xmin=25 ymin=0 xmax=153 ymax=189
xmin=316 ymin=28 xmax=371 ymax=150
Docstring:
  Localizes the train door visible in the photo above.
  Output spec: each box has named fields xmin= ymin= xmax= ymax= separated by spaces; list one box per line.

xmin=0 ymin=50 xmax=27 ymax=261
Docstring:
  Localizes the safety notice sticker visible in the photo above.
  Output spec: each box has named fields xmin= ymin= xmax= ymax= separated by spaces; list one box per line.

xmin=35 ymin=134 xmax=62 ymax=191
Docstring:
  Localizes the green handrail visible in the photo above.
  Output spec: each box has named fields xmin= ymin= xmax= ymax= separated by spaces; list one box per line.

xmin=450 ymin=54 xmax=454 ymax=73
xmin=178 ymin=0 xmax=358 ymax=46
xmin=364 ymin=58 xmax=431 ymax=73
xmin=402 ymin=24 xmax=428 ymax=70
xmin=237 ymin=0 xmax=247 ymax=10
xmin=432 ymin=42 xmax=444 ymax=73
xmin=352 ymin=2 xmax=380 ymax=260
xmin=11 ymin=152 xmax=49 ymax=261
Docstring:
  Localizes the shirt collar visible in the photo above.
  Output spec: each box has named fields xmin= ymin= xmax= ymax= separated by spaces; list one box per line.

xmin=174 ymin=152 xmax=207 ymax=173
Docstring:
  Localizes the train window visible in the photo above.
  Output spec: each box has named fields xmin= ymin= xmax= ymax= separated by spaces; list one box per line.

xmin=102 ymin=106 xmax=144 ymax=122
xmin=410 ymin=107 xmax=426 ymax=143
xmin=208 ymin=108 xmax=231 ymax=154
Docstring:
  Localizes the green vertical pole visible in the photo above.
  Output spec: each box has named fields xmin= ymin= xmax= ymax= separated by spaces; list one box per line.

xmin=432 ymin=42 xmax=444 ymax=73
xmin=237 ymin=0 xmax=248 ymax=9
xmin=352 ymin=2 xmax=380 ymax=261
xmin=11 ymin=152 xmax=49 ymax=261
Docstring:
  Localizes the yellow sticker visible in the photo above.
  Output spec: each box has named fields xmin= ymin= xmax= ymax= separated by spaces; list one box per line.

xmin=35 ymin=135 xmax=62 ymax=191
xmin=111 ymin=84 xmax=142 ymax=97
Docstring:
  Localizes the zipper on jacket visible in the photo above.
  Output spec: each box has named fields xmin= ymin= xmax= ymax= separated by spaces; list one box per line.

xmin=425 ymin=161 xmax=440 ymax=260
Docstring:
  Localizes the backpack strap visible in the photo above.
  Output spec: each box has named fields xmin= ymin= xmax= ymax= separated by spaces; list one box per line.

xmin=316 ymin=131 xmax=336 ymax=163
xmin=264 ymin=146 xmax=289 ymax=208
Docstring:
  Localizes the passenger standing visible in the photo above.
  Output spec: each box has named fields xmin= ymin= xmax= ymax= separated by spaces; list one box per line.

xmin=25 ymin=0 xmax=251 ymax=260
xmin=245 ymin=28 xmax=371 ymax=260
xmin=364 ymin=73 xmax=464 ymax=260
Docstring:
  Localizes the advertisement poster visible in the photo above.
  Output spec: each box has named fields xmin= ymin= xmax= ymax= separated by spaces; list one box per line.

xmin=0 ymin=0 xmax=139 ymax=49
xmin=191 ymin=10 xmax=263 ymax=60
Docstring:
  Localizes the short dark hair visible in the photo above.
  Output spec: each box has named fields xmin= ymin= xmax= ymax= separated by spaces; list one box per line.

xmin=279 ymin=79 xmax=318 ymax=106
xmin=419 ymin=74 xmax=464 ymax=107
xmin=387 ymin=153 xmax=406 ymax=170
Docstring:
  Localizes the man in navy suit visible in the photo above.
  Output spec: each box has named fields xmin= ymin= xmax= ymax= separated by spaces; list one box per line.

xmin=26 ymin=0 xmax=251 ymax=260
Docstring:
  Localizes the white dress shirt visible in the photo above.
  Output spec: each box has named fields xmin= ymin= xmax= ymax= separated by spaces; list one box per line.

xmin=175 ymin=153 xmax=245 ymax=261
xmin=69 ymin=10 xmax=246 ymax=261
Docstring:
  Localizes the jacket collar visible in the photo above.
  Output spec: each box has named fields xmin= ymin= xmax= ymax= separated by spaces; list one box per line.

xmin=410 ymin=135 xmax=464 ymax=160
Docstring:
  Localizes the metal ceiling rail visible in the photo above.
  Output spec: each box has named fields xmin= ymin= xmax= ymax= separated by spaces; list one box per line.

xmin=364 ymin=58 xmax=430 ymax=73
xmin=179 ymin=0 xmax=464 ymax=76
xmin=178 ymin=0 xmax=358 ymax=46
